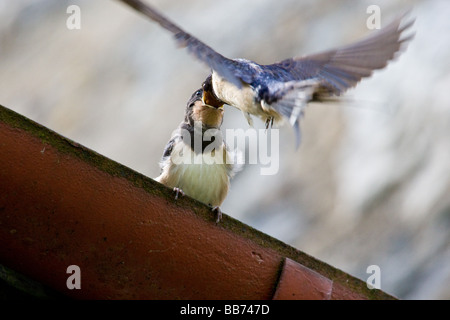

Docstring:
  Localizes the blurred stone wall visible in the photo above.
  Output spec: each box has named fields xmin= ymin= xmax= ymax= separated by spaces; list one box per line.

xmin=0 ymin=0 xmax=448 ymax=299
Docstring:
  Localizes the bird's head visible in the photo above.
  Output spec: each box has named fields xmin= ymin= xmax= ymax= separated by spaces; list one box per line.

xmin=185 ymin=88 xmax=223 ymax=129
xmin=202 ymin=74 xmax=225 ymax=109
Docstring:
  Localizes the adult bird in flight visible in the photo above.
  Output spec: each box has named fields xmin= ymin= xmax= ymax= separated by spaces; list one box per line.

xmin=118 ymin=0 xmax=414 ymax=146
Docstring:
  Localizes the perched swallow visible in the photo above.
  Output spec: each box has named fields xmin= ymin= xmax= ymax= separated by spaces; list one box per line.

xmin=155 ymin=88 xmax=241 ymax=222
xmin=119 ymin=0 xmax=415 ymax=146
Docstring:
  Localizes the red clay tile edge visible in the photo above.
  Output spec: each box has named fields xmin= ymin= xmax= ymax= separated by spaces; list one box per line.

xmin=273 ymin=258 xmax=333 ymax=300
xmin=0 ymin=105 xmax=396 ymax=300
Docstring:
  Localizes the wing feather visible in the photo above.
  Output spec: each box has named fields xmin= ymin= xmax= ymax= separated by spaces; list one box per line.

xmin=118 ymin=0 xmax=251 ymax=88
xmin=268 ymin=13 xmax=415 ymax=95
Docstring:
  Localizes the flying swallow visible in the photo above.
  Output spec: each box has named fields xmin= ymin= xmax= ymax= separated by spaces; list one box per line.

xmin=119 ymin=0 xmax=414 ymax=146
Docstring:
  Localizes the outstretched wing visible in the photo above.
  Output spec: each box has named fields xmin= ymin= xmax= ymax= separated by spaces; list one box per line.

xmin=260 ymin=13 xmax=414 ymax=147
xmin=267 ymin=13 xmax=414 ymax=96
xmin=118 ymin=0 xmax=255 ymax=88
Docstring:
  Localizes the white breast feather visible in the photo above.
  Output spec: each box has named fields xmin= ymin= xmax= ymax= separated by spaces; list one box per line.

xmin=157 ymin=142 xmax=233 ymax=207
xmin=211 ymin=71 xmax=284 ymax=124
xmin=212 ymin=71 xmax=257 ymax=114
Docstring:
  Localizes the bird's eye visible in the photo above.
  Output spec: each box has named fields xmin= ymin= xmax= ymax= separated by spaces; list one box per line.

xmin=196 ymin=90 xmax=202 ymax=96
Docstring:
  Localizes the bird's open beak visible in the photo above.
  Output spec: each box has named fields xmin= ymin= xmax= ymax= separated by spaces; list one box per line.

xmin=202 ymin=90 xmax=224 ymax=109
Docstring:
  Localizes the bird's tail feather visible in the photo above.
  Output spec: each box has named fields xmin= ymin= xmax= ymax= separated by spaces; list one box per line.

xmin=269 ymin=80 xmax=318 ymax=148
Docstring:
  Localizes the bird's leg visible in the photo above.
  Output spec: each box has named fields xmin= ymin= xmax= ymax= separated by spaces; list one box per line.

xmin=173 ymin=187 xmax=185 ymax=200
xmin=265 ymin=117 xmax=274 ymax=131
xmin=212 ymin=206 xmax=222 ymax=223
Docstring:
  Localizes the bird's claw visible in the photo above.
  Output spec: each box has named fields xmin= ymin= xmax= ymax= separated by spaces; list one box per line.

xmin=212 ymin=206 xmax=222 ymax=223
xmin=173 ymin=187 xmax=185 ymax=200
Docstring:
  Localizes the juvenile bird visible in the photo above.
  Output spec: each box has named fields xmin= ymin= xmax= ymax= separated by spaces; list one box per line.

xmin=118 ymin=0 xmax=414 ymax=146
xmin=155 ymin=88 xmax=241 ymax=222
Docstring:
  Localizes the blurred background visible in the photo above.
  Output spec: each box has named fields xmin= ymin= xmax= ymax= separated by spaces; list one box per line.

xmin=0 ymin=0 xmax=449 ymax=299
